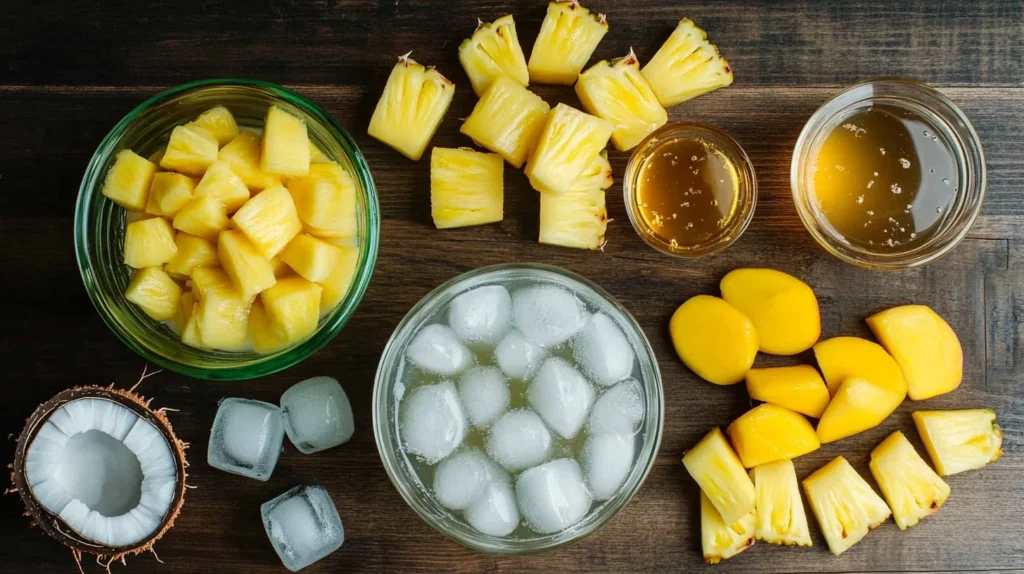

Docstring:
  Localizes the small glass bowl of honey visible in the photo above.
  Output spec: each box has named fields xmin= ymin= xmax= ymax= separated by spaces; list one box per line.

xmin=792 ymin=78 xmax=986 ymax=269
xmin=624 ymin=123 xmax=757 ymax=257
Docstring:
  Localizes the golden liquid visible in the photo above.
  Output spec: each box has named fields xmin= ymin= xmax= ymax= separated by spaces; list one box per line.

xmin=809 ymin=104 xmax=959 ymax=251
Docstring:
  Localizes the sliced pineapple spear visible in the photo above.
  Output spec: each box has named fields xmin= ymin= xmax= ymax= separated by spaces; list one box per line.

xmin=700 ymin=490 xmax=755 ymax=564
xmin=430 ymin=147 xmax=503 ymax=229
xmin=525 ymin=103 xmax=613 ymax=196
xmin=368 ymin=53 xmax=455 ymax=161
xmin=576 ymin=49 xmax=667 ymax=151
xmin=528 ymin=0 xmax=608 ymax=85
xmin=751 ymin=460 xmax=812 ymax=547
xmin=803 ymin=456 xmax=891 ymax=556
xmin=683 ymin=428 xmax=756 ymax=525
xmin=539 ymin=152 xmax=610 ymax=250
xmin=458 ymin=15 xmax=529 ymax=96
xmin=460 ymin=75 xmax=550 ymax=169
xmin=641 ymin=18 xmax=733 ymax=107
xmin=870 ymin=431 xmax=950 ymax=530
xmin=913 ymin=409 xmax=1003 ymax=476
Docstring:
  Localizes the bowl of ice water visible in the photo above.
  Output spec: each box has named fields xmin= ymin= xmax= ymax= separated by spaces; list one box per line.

xmin=373 ymin=263 xmax=664 ymax=554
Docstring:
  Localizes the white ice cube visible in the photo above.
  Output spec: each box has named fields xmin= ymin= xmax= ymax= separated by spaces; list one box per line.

xmin=512 ymin=285 xmax=588 ymax=347
xmin=494 ymin=329 xmax=546 ymax=380
xmin=405 ymin=324 xmax=473 ymax=376
xmin=448 ymin=285 xmax=513 ymax=345
xmin=262 ymin=485 xmax=344 ymax=572
xmin=572 ymin=312 xmax=635 ymax=386
xmin=583 ymin=434 xmax=635 ymax=501
xmin=587 ymin=379 xmax=644 ymax=436
xmin=281 ymin=377 xmax=354 ymax=454
xmin=432 ymin=448 xmax=509 ymax=510
xmin=208 ymin=398 xmax=284 ymax=481
xmin=486 ymin=410 xmax=552 ymax=472
xmin=516 ymin=458 xmax=592 ymax=534
xmin=457 ymin=366 xmax=510 ymax=428
xmin=400 ymin=381 xmax=467 ymax=464
xmin=527 ymin=358 xmax=595 ymax=439
xmin=464 ymin=481 xmax=520 ymax=537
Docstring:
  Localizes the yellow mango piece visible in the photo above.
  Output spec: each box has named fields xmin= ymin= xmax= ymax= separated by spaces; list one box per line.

xmin=287 ymin=162 xmax=357 ymax=239
xmin=125 ymin=267 xmax=181 ymax=321
xmin=248 ymin=299 xmax=291 ymax=354
xmin=318 ymin=246 xmax=359 ymax=315
xmin=194 ymin=160 xmax=251 ymax=213
xmin=869 ymin=430 xmax=950 ymax=530
xmin=145 ymin=172 xmax=196 ymax=217
xmin=102 ymin=150 xmax=157 ymax=211
xmin=866 ymin=305 xmax=963 ymax=400
xmin=745 ymin=365 xmax=830 ymax=418
xmin=189 ymin=105 xmax=239 ymax=146
xmin=261 ymin=105 xmax=310 ymax=177
xmin=260 ymin=277 xmax=322 ymax=344
xmin=279 ymin=234 xmax=345 ymax=283
xmin=813 ymin=336 xmax=907 ymax=396
xmin=720 ymin=268 xmax=820 ymax=355
xmin=682 ymin=428 xmax=756 ymax=525
xmin=669 ymin=295 xmax=757 ymax=385
xmin=218 ymin=230 xmax=277 ymax=301
xmin=123 ymin=217 xmax=177 ymax=269
xmin=190 ymin=267 xmax=231 ymax=300
xmin=218 ymin=131 xmax=283 ymax=191
xmin=172 ymin=196 xmax=230 ymax=240
xmin=231 ymin=185 xmax=303 ymax=259
xmin=160 ymin=124 xmax=219 ymax=176
xmin=164 ymin=233 xmax=219 ymax=278
xmin=727 ymin=404 xmax=820 ymax=468
xmin=194 ymin=279 xmax=249 ymax=351
xmin=816 ymin=376 xmax=905 ymax=443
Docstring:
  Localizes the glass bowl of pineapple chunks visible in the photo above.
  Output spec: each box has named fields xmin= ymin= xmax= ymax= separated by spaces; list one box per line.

xmin=74 ymin=79 xmax=379 ymax=379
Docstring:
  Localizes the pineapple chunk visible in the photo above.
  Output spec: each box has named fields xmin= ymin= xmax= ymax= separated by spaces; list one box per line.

xmin=430 ymin=147 xmax=504 ymax=229
xmin=539 ymin=187 xmax=607 ymax=250
xmin=869 ymin=431 xmax=950 ymax=530
xmin=194 ymin=160 xmax=251 ymax=214
xmin=318 ymin=246 xmax=359 ymax=315
xmin=261 ymin=105 xmax=310 ymax=177
xmin=279 ymin=234 xmax=345 ymax=283
xmin=528 ymin=1 xmax=608 ymax=85
xmin=124 ymin=217 xmax=177 ymax=269
xmin=287 ymin=162 xmax=357 ymax=239
xmin=913 ymin=409 xmax=1003 ymax=476
xmin=160 ymin=124 xmax=219 ymax=176
xmin=194 ymin=282 xmax=249 ymax=351
xmin=460 ymin=75 xmax=550 ymax=168
xmin=165 ymin=232 xmax=219 ymax=278
xmin=145 ymin=172 xmax=196 ymax=217
xmin=576 ymin=50 xmax=668 ymax=151
xmin=149 ymin=147 xmax=166 ymax=168
xmin=125 ymin=267 xmax=182 ymax=321
xmin=700 ymin=490 xmax=755 ymax=564
xmin=641 ymin=18 xmax=734 ymax=107
xmin=751 ymin=460 xmax=812 ymax=546
xmin=802 ymin=457 xmax=891 ymax=556
xmin=218 ymin=230 xmax=277 ymax=300
xmin=525 ymin=103 xmax=614 ymax=195
xmin=248 ymin=299 xmax=290 ymax=354
xmin=683 ymin=428 xmax=756 ymax=525
xmin=218 ymin=132 xmax=284 ymax=191
xmin=190 ymin=267 xmax=232 ymax=300
xmin=726 ymin=404 xmax=820 ymax=468
xmin=177 ymin=291 xmax=204 ymax=348
xmin=172 ymin=196 xmax=230 ymax=240
xmin=269 ymin=256 xmax=293 ymax=279
xmin=231 ymin=185 xmax=303 ymax=259
xmin=102 ymin=150 xmax=157 ymax=211
xmin=309 ymin=141 xmax=331 ymax=164
xmin=458 ymin=15 xmax=529 ymax=96
xmin=189 ymin=105 xmax=239 ymax=146
xmin=571 ymin=150 xmax=613 ymax=192
xmin=367 ymin=54 xmax=455 ymax=161
xmin=260 ymin=277 xmax=322 ymax=344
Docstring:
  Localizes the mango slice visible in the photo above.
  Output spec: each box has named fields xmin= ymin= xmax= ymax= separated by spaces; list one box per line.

xmin=812 ymin=336 xmax=907 ymax=396
xmin=726 ymin=404 xmax=820 ymax=468
xmin=745 ymin=365 xmax=830 ymax=418
xmin=866 ymin=305 xmax=963 ymax=400
xmin=816 ymin=376 xmax=905 ymax=443
xmin=669 ymin=295 xmax=758 ymax=385
xmin=720 ymin=268 xmax=820 ymax=355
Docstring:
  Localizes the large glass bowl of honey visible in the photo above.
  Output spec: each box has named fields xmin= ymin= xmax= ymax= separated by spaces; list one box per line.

xmin=792 ymin=78 xmax=986 ymax=269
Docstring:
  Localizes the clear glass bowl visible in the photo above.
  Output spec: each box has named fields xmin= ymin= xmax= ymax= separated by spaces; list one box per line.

xmin=74 ymin=79 xmax=380 ymax=380
xmin=372 ymin=263 xmax=664 ymax=555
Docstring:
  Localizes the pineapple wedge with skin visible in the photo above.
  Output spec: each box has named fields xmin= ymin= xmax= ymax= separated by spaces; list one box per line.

xmin=160 ymin=124 xmax=220 ymax=176
xmin=261 ymin=105 xmax=310 ymax=178
xmin=102 ymin=150 xmax=157 ymax=211
xmin=802 ymin=456 xmax=891 ymax=556
xmin=913 ymin=409 xmax=1003 ymax=476
xmin=751 ymin=460 xmax=812 ymax=547
xmin=194 ymin=160 xmax=250 ymax=213
xmin=172 ymin=195 xmax=230 ymax=240
xmin=368 ymin=54 xmax=455 ymax=161
xmin=430 ymin=147 xmax=504 ymax=229
xmin=218 ymin=131 xmax=283 ymax=191
xmin=124 ymin=217 xmax=178 ymax=269
xmin=248 ymin=299 xmax=290 ymax=354
xmin=189 ymin=105 xmax=239 ymax=146
xmin=700 ymin=490 xmax=755 ymax=564
xmin=528 ymin=1 xmax=608 ymax=85
xmin=460 ymin=75 xmax=550 ymax=168
xmin=287 ymin=162 xmax=357 ymax=239
xmin=458 ymin=15 xmax=529 ymax=96
xmin=125 ymin=267 xmax=182 ymax=321
xmin=869 ymin=431 xmax=950 ymax=530
xmin=641 ymin=18 xmax=734 ymax=107
xmin=260 ymin=277 xmax=323 ymax=344
xmin=145 ymin=172 xmax=196 ymax=217
xmin=279 ymin=234 xmax=345 ymax=283
xmin=318 ymin=246 xmax=359 ymax=316
xmin=218 ymin=230 xmax=277 ymax=301
xmin=683 ymin=428 xmax=756 ymax=525
xmin=164 ymin=232 xmax=219 ymax=278
xmin=525 ymin=103 xmax=614 ymax=195
xmin=539 ymin=187 xmax=607 ymax=250
xmin=231 ymin=186 xmax=303 ymax=260
xmin=576 ymin=50 xmax=668 ymax=151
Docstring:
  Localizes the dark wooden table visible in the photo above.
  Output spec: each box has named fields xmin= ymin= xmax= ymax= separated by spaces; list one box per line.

xmin=2 ymin=1 xmax=1022 ymax=572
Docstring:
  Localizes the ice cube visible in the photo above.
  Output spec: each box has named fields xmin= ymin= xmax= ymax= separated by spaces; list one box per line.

xmin=448 ymin=285 xmax=513 ymax=345
xmin=432 ymin=448 xmax=509 ymax=510
xmin=457 ymin=366 xmax=510 ymax=428
xmin=572 ymin=312 xmax=635 ymax=386
xmin=583 ymin=434 xmax=635 ymax=501
xmin=262 ymin=485 xmax=344 ymax=572
xmin=527 ymin=358 xmax=595 ymax=439
xmin=464 ymin=481 xmax=520 ymax=537
xmin=280 ymin=377 xmax=354 ymax=454
xmin=587 ymin=379 xmax=644 ymax=436
xmin=494 ymin=329 xmax=546 ymax=380
xmin=516 ymin=458 xmax=592 ymax=534
xmin=208 ymin=398 xmax=284 ymax=481
xmin=512 ymin=285 xmax=588 ymax=347
xmin=405 ymin=324 xmax=473 ymax=376
xmin=486 ymin=410 xmax=552 ymax=472
xmin=400 ymin=381 xmax=467 ymax=463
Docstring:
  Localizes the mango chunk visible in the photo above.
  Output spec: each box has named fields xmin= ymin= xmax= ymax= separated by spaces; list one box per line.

xmin=218 ymin=131 xmax=283 ymax=191
xmin=670 ymin=295 xmax=757 ymax=385
xmin=813 ymin=336 xmax=907 ymax=396
xmin=260 ymin=277 xmax=322 ymax=344
xmin=683 ymin=428 xmax=756 ymax=525
xmin=164 ymin=233 xmax=219 ymax=278
xmin=727 ymin=404 xmax=820 ymax=468
xmin=145 ymin=172 xmax=196 ymax=217
xmin=172 ymin=196 xmax=230 ymax=240
xmin=125 ymin=267 xmax=181 ymax=321
xmin=160 ymin=124 xmax=219 ymax=176
xmin=189 ymin=105 xmax=239 ymax=146
xmin=232 ymin=186 xmax=303 ymax=259
xmin=866 ymin=305 xmax=963 ymax=400
xmin=318 ymin=246 xmax=359 ymax=315
xmin=124 ymin=217 xmax=177 ymax=269
xmin=248 ymin=299 xmax=291 ymax=354
xmin=720 ymin=268 xmax=820 ymax=355
xmin=287 ymin=162 xmax=357 ymax=239
xmin=745 ymin=365 xmax=830 ymax=418
xmin=816 ymin=376 xmax=905 ymax=443
xmin=194 ymin=160 xmax=251 ymax=213
xmin=102 ymin=150 xmax=157 ymax=211
xmin=194 ymin=282 xmax=249 ymax=351
xmin=261 ymin=105 xmax=310 ymax=177
xmin=279 ymin=234 xmax=345 ymax=283
xmin=218 ymin=230 xmax=276 ymax=301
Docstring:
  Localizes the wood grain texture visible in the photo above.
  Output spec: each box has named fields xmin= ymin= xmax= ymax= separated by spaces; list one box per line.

xmin=1 ymin=1 xmax=1022 ymax=572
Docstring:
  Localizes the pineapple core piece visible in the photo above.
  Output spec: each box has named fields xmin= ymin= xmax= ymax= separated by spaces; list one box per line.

xmin=125 ymin=267 xmax=182 ymax=321
xmin=164 ymin=232 xmax=219 ymax=278
xmin=260 ymin=277 xmax=323 ymax=344
xmin=248 ymin=299 xmax=290 ymax=354
xmin=460 ymin=75 xmax=550 ymax=169
xmin=751 ymin=460 xmax=812 ymax=546
xmin=913 ymin=409 xmax=1003 ymax=476
xmin=279 ymin=234 xmax=346 ymax=283
xmin=726 ymin=403 xmax=820 ymax=468
xmin=231 ymin=186 xmax=303 ymax=260
xmin=641 ymin=18 xmax=734 ymax=107
xmin=700 ymin=490 xmax=755 ymax=564
xmin=525 ymin=103 xmax=614 ymax=196
xmin=870 ymin=430 xmax=950 ymax=530
xmin=124 ymin=217 xmax=178 ymax=269
xmin=745 ymin=365 xmax=830 ymax=419
xmin=218 ymin=230 xmax=277 ymax=301
xmin=318 ymin=246 xmax=359 ymax=316
xmin=102 ymin=150 xmax=157 ymax=211
xmin=528 ymin=1 xmax=609 ymax=85
xmin=539 ymin=187 xmax=607 ymax=250
xmin=218 ymin=132 xmax=283 ymax=191
xmin=458 ymin=14 xmax=529 ymax=96
xmin=287 ymin=162 xmax=357 ymax=239
xmin=803 ymin=456 xmax=891 ymax=556
xmin=189 ymin=105 xmax=239 ymax=146
xmin=430 ymin=147 xmax=504 ymax=229
xmin=145 ymin=172 xmax=196 ymax=217
xmin=683 ymin=428 xmax=756 ymax=525
xmin=194 ymin=160 xmax=251 ymax=214
xmin=368 ymin=54 xmax=455 ymax=161
xmin=575 ymin=50 xmax=668 ymax=151
xmin=194 ymin=282 xmax=249 ymax=351
xmin=160 ymin=125 xmax=220 ymax=176
xmin=173 ymin=196 xmax=230 ymax=240
xmin=261 ymin=105 xmax=310 ymax=177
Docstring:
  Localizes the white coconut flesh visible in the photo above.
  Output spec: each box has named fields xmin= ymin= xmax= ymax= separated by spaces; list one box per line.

xmin=24 ymin=398 xmax=177 ymax=548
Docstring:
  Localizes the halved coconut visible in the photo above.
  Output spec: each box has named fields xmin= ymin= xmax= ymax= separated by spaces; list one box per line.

xmin=10 ymin=384 xmax=188 ymax=565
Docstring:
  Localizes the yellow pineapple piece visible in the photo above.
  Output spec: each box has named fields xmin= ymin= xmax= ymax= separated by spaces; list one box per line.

xmin=165 ymin=232 xmax=219 ymax=278
xmin=194 ymin=160 xmax=251 ymax=213
xmin=279 ymin=234 xmax=345 ymax=283
xmin=430 ymin=147 xmax=504 ymax=229
xmin=700 ymin=490 xmax=755 ymax=564
xmin=528 ymin=0 xmax=608 ymax=85
xmin=190 ymin=267 xmax=232 ymax=300
xmin=194 ymin=282 xmax=249 ymax=351
xmin=525 ymin=103 xmax=613 ymax=195
xmin=460 ymin=75 xmax=550 ymax=168
xmin=269 ymin=256 xmax=293 ymax=279
xmin=539 ymin=187 xmax=607 ymax=250
xmin=218 ymin=230 xmax=277 ymax=300
xmin=309 ymin=141 xmax=331 ymax=164
xmin=160 ymin=124 xmax=219 ymax=176
xmin=149 ymin=147 xmax=166 ymax=168
xmin=287 ymin=162 xmax=357 ymax=239
xmin=231 ymin=185 xmax=303 ymax=259
xmin=178 ymin=291 xmax=204 ymax=348
xmin=570 ymin=150 xmax=613 ymax=192
xmin=172 ymin=196 xmax=230 ymax=240
xmin=248 ymin=299 xmax=290 ymax=354
xmin=189 ymin=105 xmax=239 ymax=146
xmin=145 ymin=172 xmax=196 ymax=217
xmin=367 ymin=53 xmax=455 ymax=161
xmin=641 ymin=18 xmax=733 ymax=107
xmin=458 ymin=15 xmax=529 ymax=96
xmin=318 ymin=246 xmax=359 ymax=315
xmin=913 ymin=409 xmax=1003 ymax=476
xmin=260 ymin=277 xmax=322 ymax=344
xmin=803 ymin=457 xmax=891 ymax=556
xmin=125 ymin=267 xmax=182 ymax=321
xmin=218 ymin=131 xmax=284 ymax=191
xmin=576 ymin=50 xmax=668 ymax=151
xmin=261 ymin=105 xmax=310 ymax=177
xmin=751 ymin=460 xmax=812 ymax=547
xmin=870 ymin=431 xmax=950 ymax=530
xmin=102 ymin=150 xmax=157 ymax=211
xmin=683 ymin=428 xmax=756 ymax=525
xmin=124 ymin=217 xmax=177 ymax=269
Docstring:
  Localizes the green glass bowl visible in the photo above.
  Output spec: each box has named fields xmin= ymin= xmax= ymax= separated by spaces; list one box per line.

xmin=74 ymin=79 xmax=380 ymax=380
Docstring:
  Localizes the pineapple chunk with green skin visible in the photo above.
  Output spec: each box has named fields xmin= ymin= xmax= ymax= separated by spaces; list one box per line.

xmin=103 ymin=150 xmax=157 ymax=211
xmin=194 ymin=160 xmax=251 ymax=214
xmin=287 ymin=162 xmax=357 ymax=239
xmin=458 ymin=15 xmax=529 ymax=96
xmin=232 ymin=185 xmax=303 ymax=259
xmin=641 ymin=18 xmax=734 ymax=107
xmin=124 ymin=217 xmax=178 ymax=269
xmin=218 ymin=132 xmax=283 ymax=191
xmin=160 ymin=125 xmax=219 ymax=176
xmin=576 ymin=50 xmax=668 ymax=151
xmin=528 ymin=1 xmax=608 ymax=85
xmin=430 ymin=148 xmax=504 ymax=229
xmin=367 ymin=54 xmax=455 ymax=161
xmin=526 ymin=103 xmax=614 ymax=195
xmin=751 ymin=460 xmax=812 ymax=546
xmin=309 ymin=141 xmax=331 ymax=164
xmin=869 ymin=431 xmax=950 ymax=530
xmin=165 ymin=232 xmax=219 ymax=278
xmin=318 ymin=246 xmax=359 ymax=316
xmin=145 ymin=172 xmax=195 ymax=217
xmin=260 ymin=277 xmax=322 ymax=344
xmin=539 ymin=187 xmax=607 ymax=250
xmin=189 ymin=105 xmax=239 ymax=146
xmin=194 ymin=283 xmax=249 ymax=351
xmin=802 ymin=456 xmax=891 ymax=556
xmin=683 ymin=428 xmax=756 ymax=525
xmin=913 ymin=409 xmax=1003 ymax=476
xmin=571 ymin=150 xmax=613 ymax=192
xmin=172 ymin=196 xmax=229 ymax=240
xmin=261 ymin=105 xmax=310 ymax=177
xmin=190 ymin=267 xmax=232 ymax=300
xmin=279 ymin=234 xmax=345 ymax=283
xmin=125 ymin=267 xmax=182 ymax=321
xmin=248 ymin=299 xmax=290 ymax=354
xmin=700 ymin=490 xmax=754 ymax=564
xmin=218 ymin=230 xmax=277 ymax=301
xmin=460 ymin=75 xmax=550 ymax=169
